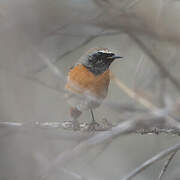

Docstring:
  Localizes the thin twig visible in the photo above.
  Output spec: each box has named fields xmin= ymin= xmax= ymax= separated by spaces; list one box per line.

xmin=133 ymin=54 xmax=145 ymax=93
xmin=111 ymin=72 xmax=157 ymax=110
xmin=41 ymin=115 xmax=180 ymax=178
xmin=35 ymin=152 xmax=98 ymax=180
xmin=57 ymin=35 xmax=99 ymax=61
xmin=95 ymin=2 xmax=180 ymax=91
xmin=125 ymin=0 xmax=142 ymax=10
xmin=38 ymin=53 xmax=66 ymax=82
xmin=158 ymin=72 xmax=167 ymax=107
xmin=111 ymin=73 xmax=180 ymax=128
xmin=121 ymin=144 xmax=180 ymax=180
xmin=124 ymin=31 xmax=180 ymax=91
xmin=40 ymin=118 xmax=138 ymax=179
xmin=34 ymin=34 xmax=103 ymax=74
xmin=135 ymin=128 xmax=180 ymax=136
xmin=158 ymin=151 xmax=177 ymax=180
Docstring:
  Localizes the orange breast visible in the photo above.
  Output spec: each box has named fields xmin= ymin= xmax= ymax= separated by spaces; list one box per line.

xmin=66 ymin=64 xmax=110 ymax=98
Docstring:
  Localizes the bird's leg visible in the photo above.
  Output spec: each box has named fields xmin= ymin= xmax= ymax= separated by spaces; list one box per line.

xmin=88 ymin=109 xmax=100 ymax=131
xmin=90 ymin=109 xmax=95 ymax=124
xmin=70 ymin=107 xmax=81 ymax=130
xmin=63 ymin=107 xmax=81 ymax=130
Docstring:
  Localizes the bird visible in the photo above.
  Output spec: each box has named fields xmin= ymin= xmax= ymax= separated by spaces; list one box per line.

xmin=64 ymin=48 xmax=123 ymax=131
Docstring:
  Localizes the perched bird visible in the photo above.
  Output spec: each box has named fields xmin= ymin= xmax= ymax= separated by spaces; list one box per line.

xmin=64 ymin=48 xmax=123 ymax=130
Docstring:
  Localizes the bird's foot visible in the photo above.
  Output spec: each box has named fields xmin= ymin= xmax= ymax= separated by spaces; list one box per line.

xmin=101 ymin=118 xmax=113 ymax=130
xmin=62 ymin=120 xmax=80 ymax=131
xmin=86 ymin=119 xmax=113 ymax=131
xmin=62 ymin=119 xmax=113 ymax=131
xmin=87 ymin=121 xmax=101 ymax=131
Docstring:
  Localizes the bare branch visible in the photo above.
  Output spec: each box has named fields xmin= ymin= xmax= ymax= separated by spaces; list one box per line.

xmin=133 ymin=54 xmax=145 ymax=92
xmin=40 ymin=118 xmax=136 ymax=179
xmin=111 ymin=72 xmax=157 ymax=110
xmin=158 ymin=151 xmax=177 ymax=180
xmin=61 ymin=168 xmax=95 ymax=180
xmin=94 ymin=2 xmax=180 ymax=91
xmin=40 ymin=115 xmax=180 ymax=178
xmin=121 ymin=144 xmax=180 ymax=180
xmin=38 ymin=53 xmax=66 ymax=82
xmin=35 ymin=32 xmax=106 ymax=74
xmin=111 ymin=74 xmax=180 ymax=131
xmin=124 ymin=31 xmax=180 ymax=91
xmin=158 ymin=73 xmax=167 ymax=107
xmin=135 ymin=127 xmax=180 ymax=136
xmin=57 ymin=35 xmax=99 ymax=61
xmin=125 ymin=0 xmax=142 ymax=10
xmin=0 ymin=122 xmax=23 ymax=127
xmin=35 ymin=152 xmax=100 ymax=180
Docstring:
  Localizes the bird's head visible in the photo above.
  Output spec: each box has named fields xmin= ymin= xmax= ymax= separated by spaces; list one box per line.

xmin=79 ymin=48 xmax=123 ymax=75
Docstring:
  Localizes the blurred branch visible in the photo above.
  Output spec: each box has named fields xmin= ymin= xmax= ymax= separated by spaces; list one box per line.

xmin=133 ymin=54 xmax=145 ymax=92
xmin=41 ymin=115 xmax=180 ymax=178
xmin=14 ymin=54 xmax=179 ymax=177
xmin=36 ymin=31 xmax=108 ymax=73
xmin=35 ymin=152 xmax=100 ymax=180
xmin=0 ymin=122 xmax=23 ymax=127
xmin=136 ymin=127 xmax=180 ymax=136
xmin=94 ymin=0 xmax=180 ymax=91
xmin=94 ymin=0 xmax=180 ymax=44
xmin=158 ymin=73 xmax=167 ymax=107
xmin=56 ymin=30 xmax=125 ymax=62
xmin=61 ymin=168 xmax=103 ymax=180
xmin=110 ymin=53 xmax=180 ymax=180
xmin=123 ymin=31 xmax=180 ymax=91
xmin=121 ymin=144 xmax=180 ymax=180
xmin=40 ymin=117 xmax=139 ymax=179
xmin=0 ymin=121 xmax=93 ymax=141
xmin=158 ymin=151 xmax=177 ymax=180
xmin=57 ymin=35 xmax=99 ymax=61
xmin=111 ymin=73 xmax=180 ymax=127
xmin=125 ymin=0 xmax=141 ymax=10
xmin=38 ymin=53 xmax=66 ymax=82
xmin=25 ymin=75 xmax=66 ymax=94
xmin=93 ymin=0 xmax=112 ymax=8
xmin=111 ymin=72 xmax=156 ymax=110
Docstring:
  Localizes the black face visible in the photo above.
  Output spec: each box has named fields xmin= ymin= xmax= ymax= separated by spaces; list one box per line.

xmin=82 ymin=51 xmax=122 ymax=75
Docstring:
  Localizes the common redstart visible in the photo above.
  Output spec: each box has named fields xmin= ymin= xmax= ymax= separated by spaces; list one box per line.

xmin=64 ymin=48 xmax=123 ymax=130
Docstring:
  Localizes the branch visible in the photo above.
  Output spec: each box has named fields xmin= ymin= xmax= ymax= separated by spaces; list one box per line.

xmin=158 ymin=151 xmax=177 ymax=180
xmin=111 ymin=73 xmax=156 ymax=110
xmin=40 ymin=115 xmax=180 ymax=178
xmin=124 ymin=31 xmax=180 ymax=92
xmin=121 ymin=144 xmax=180 ymax=180
xmin=94 ymin=1 xmax=180 ymax=91
xmin=111 ymin=73 xmax=180 ymax=131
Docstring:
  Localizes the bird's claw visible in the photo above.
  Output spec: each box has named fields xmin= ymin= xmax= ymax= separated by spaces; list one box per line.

xmin=62 ymin=119 xmax=113 ymax=131
xmin=87 ymin=119 xmax=113 ymax=131
xmin=62 ymin=120 xmax=80 ymax=131
xmin=87 ymin=122 xmax=101 ymax=131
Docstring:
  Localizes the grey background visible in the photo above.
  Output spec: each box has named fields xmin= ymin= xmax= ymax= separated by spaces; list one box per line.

xmin=0 ymin=0 xmax=180 ymax=180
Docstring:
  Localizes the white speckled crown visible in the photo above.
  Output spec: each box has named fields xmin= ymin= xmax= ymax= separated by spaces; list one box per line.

xmin=78 ymin=48 xmax=114 ymax=64
xmin=97 ymin=49 xmax=113 ymax=54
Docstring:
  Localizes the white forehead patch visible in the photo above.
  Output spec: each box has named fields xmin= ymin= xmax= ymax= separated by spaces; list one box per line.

xmin=97 ymin=49 xmax=113 ymax=54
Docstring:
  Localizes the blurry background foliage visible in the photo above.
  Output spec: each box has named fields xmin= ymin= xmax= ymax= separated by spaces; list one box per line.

xmin=0 ymin=0 xmax=180 ymax=180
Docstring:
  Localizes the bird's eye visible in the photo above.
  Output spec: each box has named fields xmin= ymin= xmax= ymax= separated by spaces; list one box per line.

xmin=106 ymin=53 xmax=115 ymax=57
xmin=110 ymin=53 xmax=115 ymax=56
xmin=98 ymin=52 xmax=103 ymax=55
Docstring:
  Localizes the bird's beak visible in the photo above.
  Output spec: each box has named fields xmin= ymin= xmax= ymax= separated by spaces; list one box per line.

xmin=111 ymin=55 xmax=123 ymax=60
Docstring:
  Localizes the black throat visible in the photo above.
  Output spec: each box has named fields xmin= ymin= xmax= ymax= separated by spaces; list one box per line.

xmin=80 ymin=50 xmax=115 ymax=75
xmin=82 ymin=61 xmax=111 ymax=76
